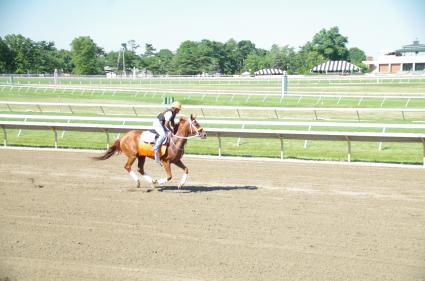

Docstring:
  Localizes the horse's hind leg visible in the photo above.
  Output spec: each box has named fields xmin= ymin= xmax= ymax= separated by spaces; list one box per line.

xmin=174 ymin=160 xmax=188 ymax=189
xmin=124 ymin=156 xmax=140 ymax=188
xmin=156 ymin=160 xmax=172 ymax=185
xmin=137 ymin=156 xmax=156 ymax=188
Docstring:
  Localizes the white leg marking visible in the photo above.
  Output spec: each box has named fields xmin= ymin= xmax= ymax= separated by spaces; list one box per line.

xmin=178 ymin=173 xmax=188 ymax=188
xmin=129 ymin=171 xmax=139 ymax=182
xmin=157 ymin=178 xmax=169 ymax=185
xmin=141 ymin=173 xmax=153 ymax=183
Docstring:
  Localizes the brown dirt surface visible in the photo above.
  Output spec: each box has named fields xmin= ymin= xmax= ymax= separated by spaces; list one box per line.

xmin=0 ymin=149 xmax=424 ymax=281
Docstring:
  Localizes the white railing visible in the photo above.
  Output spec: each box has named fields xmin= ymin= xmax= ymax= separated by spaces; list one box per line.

xmin=2 ymin=101 xmax=425 ymax=121
xmin=1 ymin=121 xmax=424 ymax=165
xmin=2 ymin=84 xmax=425 ymax=99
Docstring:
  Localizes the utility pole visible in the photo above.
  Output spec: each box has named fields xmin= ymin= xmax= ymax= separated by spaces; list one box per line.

xmin=121 ymin=43 xmax=127 ymax=77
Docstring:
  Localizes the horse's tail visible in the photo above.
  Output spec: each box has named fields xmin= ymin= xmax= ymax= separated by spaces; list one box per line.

xmin=92 ymin=139 xmax=121 ymax=161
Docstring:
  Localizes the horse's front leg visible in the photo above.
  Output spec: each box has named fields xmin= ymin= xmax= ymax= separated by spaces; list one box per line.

xmin=174 ymin=160 xmax=188 ymax=189
xmin=156 ymin=160 xmax=172 ymax=185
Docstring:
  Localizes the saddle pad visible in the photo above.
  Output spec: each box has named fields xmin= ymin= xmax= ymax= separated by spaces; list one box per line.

xmin=140 ymin=131 xmax=168 ymax=144
xmin=137 ymin=142 xmax=167 ymax=158
xmin=140 ymin=131 xmax=157 ymax=144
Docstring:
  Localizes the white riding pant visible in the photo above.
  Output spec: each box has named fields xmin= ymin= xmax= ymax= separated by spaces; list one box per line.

xmin=153 ymin=119 xmax=168 ymax=151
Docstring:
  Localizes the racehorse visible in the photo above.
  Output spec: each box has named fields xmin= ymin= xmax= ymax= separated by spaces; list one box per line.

xmin=92 ymin=114 xmax=206 ymax=189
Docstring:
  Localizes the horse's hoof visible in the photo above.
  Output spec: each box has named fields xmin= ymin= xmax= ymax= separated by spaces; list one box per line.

xmin=136 ymin=181 xmax=141 ymax=189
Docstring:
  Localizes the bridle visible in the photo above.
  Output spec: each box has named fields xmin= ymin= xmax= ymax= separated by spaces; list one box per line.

xmin=169 ymin=119 xmax=204 ymax=151
xmin=172 ymin=119 xmax=204 ymax=140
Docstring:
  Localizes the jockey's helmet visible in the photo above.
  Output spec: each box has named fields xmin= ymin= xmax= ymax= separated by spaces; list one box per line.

xmin=171 ymin=101 xmax=182 ymax=110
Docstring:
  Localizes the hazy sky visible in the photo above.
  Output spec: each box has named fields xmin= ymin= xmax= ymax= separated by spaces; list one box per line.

xmin=0 ymin=0 xmax=424 ymax=57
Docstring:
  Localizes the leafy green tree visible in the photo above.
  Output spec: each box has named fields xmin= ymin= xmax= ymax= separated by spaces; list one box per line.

xmin=173 ymin=41 xmax=201 ymax=75
xmin=236 ymin=40 xmax=256 ymax=72
xmin=348 ymin=47 xmax=367 ymax=72
xmin=0 ymin=37 xmax=12 ymax=73
xmin=293 ymin=47 xmax=326 ymax=74
xmin=308 ymin=26 xmax=349 ymax=61
xmin=223 ymin=39 xmax=238 ymax=74
xmin=70 ymin=36 xmax=104 ymax=74
xmin=144 ymin=43 xmax=156 ymax=57
xmin=57 ymin=49 xmax=73 ymax=73
xmin=4 ymin=34 xmax=37 ymax=73
xmin=33 ymin=41 xmax=61 ymax=73
xmin=245 ymin=48 xmax=269 ymax=73
xmin=154 ymin=49 xmax=174 ymax=74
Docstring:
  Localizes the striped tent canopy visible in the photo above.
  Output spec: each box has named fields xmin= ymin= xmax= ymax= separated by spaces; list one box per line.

xmin=311 ymin=61 xmax=360 ymax=73
xmin=254 ymin=68 xmax=283 ymax=75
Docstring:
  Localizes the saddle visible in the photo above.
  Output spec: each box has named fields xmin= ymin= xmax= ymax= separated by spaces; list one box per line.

xmin=138 ymin=130 xmax=169 ymax=157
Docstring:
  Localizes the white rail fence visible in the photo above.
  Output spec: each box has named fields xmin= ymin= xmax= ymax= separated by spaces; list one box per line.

xmin=2 ymin=84 xmax=425 ymax=106
xmin=2 ymin=101 xmax=425 ymax=121
xmin=3 ymin=113 xmax=425 ymax=150
xmin=1 ymin=121 xmax=424 ymax=165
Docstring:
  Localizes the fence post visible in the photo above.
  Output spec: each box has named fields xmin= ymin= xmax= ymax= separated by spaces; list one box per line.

xmin=2 ymin=126 xmax=7 ymax=146
xmin=281 ymin=71 xmax=288 ymax=97
xmin=200 ymin=108 xmax=206 ymax=119
xmin=53 ymin=128 xmax=58 ymax=149
xmin=422 ymin=138 xmax=425 ymax=167
xmin=105 ymin=130 xmax=110 ymax=149
xmin=218 ymin=135 xmax=222 ymax=156
xmin=378 ymin=127 xmax=386 ymax=151
xmin=304 ymin=125 xmax=312 ymax=148
xmin=346 ymin=136 xmax=351 ymax=162
xmin=280 ymin=137 xmax=284 ymax=160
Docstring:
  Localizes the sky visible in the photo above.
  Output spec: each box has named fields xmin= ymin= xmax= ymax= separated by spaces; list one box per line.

xmin=0 ymin=0 xmax=424 ymax=58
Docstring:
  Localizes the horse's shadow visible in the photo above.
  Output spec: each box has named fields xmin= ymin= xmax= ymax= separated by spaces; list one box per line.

xmin=157 ymin=185 xmax=258 ymax=193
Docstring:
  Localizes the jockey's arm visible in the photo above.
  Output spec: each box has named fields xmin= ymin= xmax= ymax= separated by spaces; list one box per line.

xmin=164 ymin=120 xmax=174 ymax=132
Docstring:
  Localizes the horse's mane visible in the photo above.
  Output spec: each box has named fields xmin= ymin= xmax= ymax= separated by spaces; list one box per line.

xmin=174 ymin=117 xmax=187 ymax=134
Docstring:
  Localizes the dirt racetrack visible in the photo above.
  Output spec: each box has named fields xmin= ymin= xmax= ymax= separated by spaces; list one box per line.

xmin=0 ymin=148 xmax=424 ymax=281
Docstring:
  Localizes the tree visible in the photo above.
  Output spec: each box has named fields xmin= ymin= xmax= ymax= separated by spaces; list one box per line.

xmin=0 ymin=37 xmax=12 ymax=73
xmin=223 ymin=39 xmax=238 ymax=74
xmin=348 ymin=47 xmax=367 ymax=72
xmin=70 ymin=36 xmax=104 ymax=74
xmin=4 ymin=34 xmax=37 ymax=73
xmin=33 ymin=40 xmax=61 ymax=73
xmin=308 ymin=26 xmax=349 ymax=61
xmin=173 ymin=41 xmax=201 ymax=75
xmin=154 ymin=49 xmax=174 ymax=74
xmin=236 ymin=40 xmax=256 ymax=72
xmin=144 ymin=43 xmax=156 ymax=57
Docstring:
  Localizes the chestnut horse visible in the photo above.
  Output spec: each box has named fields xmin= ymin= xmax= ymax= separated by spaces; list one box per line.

xmin=93 ymin=114 xmax=206 ymax=188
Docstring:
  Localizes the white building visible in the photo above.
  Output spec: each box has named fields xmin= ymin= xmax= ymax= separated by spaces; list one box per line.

xmin=363 ymin=40 xmax=425 ymax=74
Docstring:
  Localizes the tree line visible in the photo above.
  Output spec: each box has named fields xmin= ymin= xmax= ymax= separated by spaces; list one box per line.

xmin=0 ymin=26 xmax=367 ymax=75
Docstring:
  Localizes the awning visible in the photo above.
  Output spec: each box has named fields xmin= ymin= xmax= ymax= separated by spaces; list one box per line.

xmin=254 ymin=68 xmax=283 ymax=75
xmin=312 ymin=61 xmax=360 ymax=73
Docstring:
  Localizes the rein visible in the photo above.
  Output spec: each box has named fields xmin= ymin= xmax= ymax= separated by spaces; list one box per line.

xmin=172 ymin=119 xmax=203 ymax=140
xmin=169 ymin=119 xmax=203 ymax=151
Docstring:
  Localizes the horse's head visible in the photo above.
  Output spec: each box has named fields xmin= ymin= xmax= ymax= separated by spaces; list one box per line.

xmin=189 ymin=114 xmax=207 ymax=139
xmin=177 ymin=114 xmax=206 ymax=139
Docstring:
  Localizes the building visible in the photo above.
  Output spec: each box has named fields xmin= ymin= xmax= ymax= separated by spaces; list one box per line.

xmin=363 ymin=40 xmax=425 ymax=74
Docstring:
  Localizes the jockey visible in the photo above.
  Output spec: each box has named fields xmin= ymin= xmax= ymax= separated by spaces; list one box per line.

xmin=153 ymin=101 xmax=182 ymax=164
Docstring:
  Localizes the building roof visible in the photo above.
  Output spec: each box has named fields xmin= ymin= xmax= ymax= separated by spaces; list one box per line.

xmin=254 ymin=68 xmax=283 ymax=75
xmin=396 ymin=40 xmax=425 ymax=54
xmin=311 ymin=61 xmax=360 ymax=73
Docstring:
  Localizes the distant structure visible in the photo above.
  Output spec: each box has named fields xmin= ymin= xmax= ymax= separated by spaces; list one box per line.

xmin=363 ymin=40 xmax=425 ymax=74
xmin=311 ymin=60 xmax=360 ymax=74
xmin=254 ymin=68 xmax=283 ymax=75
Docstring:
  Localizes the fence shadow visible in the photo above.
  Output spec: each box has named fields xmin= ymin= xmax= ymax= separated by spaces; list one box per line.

xmin=157 ymin=185 xmax=258 ymax=193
